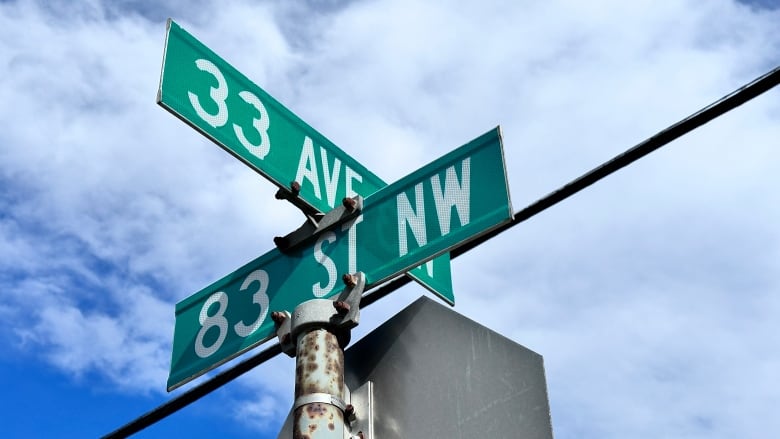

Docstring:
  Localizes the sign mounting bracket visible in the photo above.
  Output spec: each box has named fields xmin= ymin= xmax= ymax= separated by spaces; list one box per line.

xmin=272 ymin=271 xmax=366 ymax=357
xmin=274 ymin=180 xmax=324 ymax=221
xmin=273 ymin=192 xmax=364 ymax=254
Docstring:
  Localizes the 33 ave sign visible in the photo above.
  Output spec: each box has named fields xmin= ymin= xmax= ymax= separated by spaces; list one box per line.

xmin=167 ymin=128 xmax=512 ymax=390
xmin=157 ymin=19 xmax=453 ymax=303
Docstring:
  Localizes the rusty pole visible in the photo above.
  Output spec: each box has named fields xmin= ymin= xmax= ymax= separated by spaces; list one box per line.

xmin=293 ymin=328 xmax=346 ymax=439
xmin=275 ymin=272 xmax=364 ymax=439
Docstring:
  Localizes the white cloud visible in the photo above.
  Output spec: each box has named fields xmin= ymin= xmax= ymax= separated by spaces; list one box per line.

xmin=16 ymin=285 xmax=172 ymax=393
xmin=1 ymin=0 xmax=779 ymax=437
xmin=0 ymin=0 xmax=294 ymax=394
xmin=228 ymin=353 xmax=296 ymax=431
xmin=233 ymin=394 xmax=284 ymax=431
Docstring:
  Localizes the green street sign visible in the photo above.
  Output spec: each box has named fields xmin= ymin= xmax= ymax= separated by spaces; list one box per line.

xmin=157 ymin=19 xmax=453 ymax=304
xmin=168 ymin=127 xmax=512 ymax=390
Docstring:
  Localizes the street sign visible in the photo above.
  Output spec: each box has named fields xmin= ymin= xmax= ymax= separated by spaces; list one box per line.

xmin=157 ymin=19 xmax=453 ymax=303
xmin=168 ymin=127 xmax=512 ymax=390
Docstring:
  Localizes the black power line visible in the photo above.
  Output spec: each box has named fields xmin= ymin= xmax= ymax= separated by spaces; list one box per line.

xmin=451 ymin=63 xmax=780 ymax=258
xmin=103 ymin=344 xmax=282 ymax=439
xmin=103 ymin=64 xmax=780 ymax=438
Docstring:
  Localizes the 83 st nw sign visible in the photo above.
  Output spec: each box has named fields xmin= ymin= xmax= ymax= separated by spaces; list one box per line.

xmin=167 ymin=128 xmax=511 ymax=390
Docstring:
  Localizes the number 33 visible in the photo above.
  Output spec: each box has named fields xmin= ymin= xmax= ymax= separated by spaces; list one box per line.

xmin=187 ymin=59 xmax=271 ymax=160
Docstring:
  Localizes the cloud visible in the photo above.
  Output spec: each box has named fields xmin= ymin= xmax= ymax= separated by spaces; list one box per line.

xmin=227 ymin=354 xmax=296 ymax=432
xmin=0 ymin=0 xmax=296 ymax=395
xmin=22 ymin=288 xmax=171 ymax=393
xmin=1 ymin=0 xmax=779 ymax=437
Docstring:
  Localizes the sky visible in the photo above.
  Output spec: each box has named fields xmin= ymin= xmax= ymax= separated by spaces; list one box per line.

xmin=1 ymin=0 xmax=779 ymax=437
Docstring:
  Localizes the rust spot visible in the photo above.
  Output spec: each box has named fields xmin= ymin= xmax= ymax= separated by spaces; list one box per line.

xmin=305 ymin=403 xmax=327 ymax=419
xmin=333 ymin=300 xmax=350 ymax=314
xmin=309 ymin=423 xmax=317 ymax=433
xmin=306 ymin=362 xmax=318 ymax=372
xmin=342 ymin=272 xmax=357 ymax=287
xmin=271 ymin=311 xmax=286 ymax=324
xmin=342 ymin=197 xmax=357 ymax=212
xmin=328 ymin=422 xmax=335 ymax=431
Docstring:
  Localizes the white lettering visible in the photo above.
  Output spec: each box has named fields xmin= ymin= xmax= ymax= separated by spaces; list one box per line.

xmin=342 ymin=214 xmax=363 ymax=274
xmin=345 ymin=166 xmax=363 ymax=198
xmin=295 ymin=136 xmax=322 ymax=200
xmin=430 ymin=158 xmax=471 ymax=235
xmin=320 ymin=147 xmax=342 ymax=208
xmin=233 ymin=91 xmax=271 ymax=160
xmin=424 ymin=259 xmax=434 ymax=277
xmin=312 ymin=231 xmax=337 ymax=297
xmin=194 ymin=292 xmax=228 ymax=358
xmin=188 ymin=59 xmax=228 ymax=128
xmin=396 ymin=183 xmax=427 ymax=257
xmin=233 ymin=269 xmax=270 ymax=337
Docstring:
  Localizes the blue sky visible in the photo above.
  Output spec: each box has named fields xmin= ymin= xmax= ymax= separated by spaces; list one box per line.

xmin=1 ymin=0 xmax=779 ymax=438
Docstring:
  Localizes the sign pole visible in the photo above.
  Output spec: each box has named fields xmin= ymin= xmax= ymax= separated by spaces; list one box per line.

xmin=274 ymin=273 xmax=366 ymax=439
xmin=293 ymin=328 xmax=346 ymax=439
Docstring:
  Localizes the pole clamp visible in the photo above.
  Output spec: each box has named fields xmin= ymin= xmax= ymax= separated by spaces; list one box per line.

xmin=293 ymin=392 xmax=348 ymax=413
xmin=272 ymin=272 xmax=366 ymax=357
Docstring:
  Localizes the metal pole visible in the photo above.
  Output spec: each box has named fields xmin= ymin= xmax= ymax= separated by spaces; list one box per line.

xmin=293 ymin=328 xmax=346 ymax=439
xmin=276 ymin=273 xmax=364 ymax=439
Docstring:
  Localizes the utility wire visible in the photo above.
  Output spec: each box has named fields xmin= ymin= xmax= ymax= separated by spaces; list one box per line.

xmin=103 ymin=344 xmax=282 ymax=439
xmin=451 ymin=63 xmax=780 ymax=258
xmin=103 ymin=64 xmax=780 ymax=438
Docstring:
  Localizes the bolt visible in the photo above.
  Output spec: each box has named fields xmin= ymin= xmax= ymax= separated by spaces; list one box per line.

xmin=342 ymin=273 xmax=357 ymax=288
xmin=342 ymin=196 xmax=357 ymax=211
xmin=344 ymin=403 xmax=357 ymax=424
xmin=271 ymin=311 xmax=286 ymax=324
xmin=273 ymin=236 xmax=289 ymax=249
xmin=275 ymin=181 xmax=301 ymax=200
xmin=333 ymin=301 xmax=351 ymax=315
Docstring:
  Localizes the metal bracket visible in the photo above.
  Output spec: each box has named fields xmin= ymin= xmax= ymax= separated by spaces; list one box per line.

xmin=293 ymin=392 xmax=348 ymax=413
xmin=346 ymin=381 xmax=374 ymax=439
xmin=331 ymin=272 xmax=365 ymax=332
xmin=271 ymin=310 xmax=295 ymax=355
xmin=274 ymin=185 xmax=363 ymax=254
xmin=274 ymin=181 xmax=323 ymax=222
xmin=272 ymin=380 xmax=374 ymax=439
xmin=290 ymin=381 xmax=373 ymax=439
xmin=272 ymin=272 xmax=366 ymax=357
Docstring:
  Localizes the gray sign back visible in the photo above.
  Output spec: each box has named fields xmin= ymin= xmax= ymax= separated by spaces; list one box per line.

xmin=277 ymin=296 xmax=553 ymax=438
